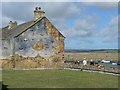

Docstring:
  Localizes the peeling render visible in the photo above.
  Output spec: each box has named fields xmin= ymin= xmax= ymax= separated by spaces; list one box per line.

xmin=2 ymin=18 xmax=64 ymax=63
xmin=1 ymin=6 xmax=65 ymax=68
xmin=14 ymin=19 xmax=56 ymax=58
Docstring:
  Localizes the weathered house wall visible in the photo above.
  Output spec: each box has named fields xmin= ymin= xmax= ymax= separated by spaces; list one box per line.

xmin=0 ymin=7 xmax=65 ymax=68
xmin=1 ymin=18 xmax=64 ymax=68
xmin=14 ymin=19 xmax=56 ymax=58
xmin=1 ymin=39 xmax=13 ymax=59
xmin=45 ymin=19 xmax=64 ymax=60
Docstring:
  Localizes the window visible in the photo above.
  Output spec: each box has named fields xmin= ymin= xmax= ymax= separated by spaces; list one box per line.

xmin=40 ymin=34 xmax=43 ymax=36
xmin=4 ymin=47 xmax=8 ymax=49
xmin=45 ymin=44 xmax=48 ymax=46
xmin=51 ymin=40 xmax=54 ymax=43
xmin=30 ymin=29 xmax=34 ymax=32
xmin=46 ymin=46 xmax=49 ymax=48
xmin=19 ymin=47 xmax=23 ymax=50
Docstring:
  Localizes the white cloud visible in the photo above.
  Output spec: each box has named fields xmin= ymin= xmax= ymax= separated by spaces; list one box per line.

xmin=99 ymin=16 xmax=118 ymax=43
xmin=1 ymin=0 xmax=119 ymax=2
xmin=44 ymin=2 xmax=80 ymax=22
xmin=61 ymin=14 xmax=99 ymax=38
xmin=2 ymin=16 xmax=25 ymax=27
xmin=1 ymin=2 xmax=80 ymax=27
xmin=1 ymin=2 xmax=118 ymax=49
xmin=82 ymin=2 xmax=118 ymax=10
xmin=2 ymin=2 xmax=35 ymax=22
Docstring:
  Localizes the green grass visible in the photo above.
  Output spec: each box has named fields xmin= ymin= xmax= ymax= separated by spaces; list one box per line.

xmin=2 ymin=69 xmax=118 ymax=88
xmin=0 ymin=70 xmax=2 ymax=81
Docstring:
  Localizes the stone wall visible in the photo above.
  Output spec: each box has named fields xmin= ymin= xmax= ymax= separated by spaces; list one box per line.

xmin=1 ymin=18 xmax=65 ymax=68
xmin=0 ymin=54 xmax=63 ymax=69
xmin=45 ymin=18 xmax=64 ymax=60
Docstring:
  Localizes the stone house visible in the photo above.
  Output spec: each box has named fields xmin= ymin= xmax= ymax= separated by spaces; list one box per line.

xmin=0 ymin=7 xmax=65 ymax=68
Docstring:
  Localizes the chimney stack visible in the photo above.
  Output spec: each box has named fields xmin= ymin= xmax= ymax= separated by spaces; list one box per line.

xmin=8 ymin=21 xmax=17 ymax=29
xmin=34 ymin=7 xmax=45 ymax=21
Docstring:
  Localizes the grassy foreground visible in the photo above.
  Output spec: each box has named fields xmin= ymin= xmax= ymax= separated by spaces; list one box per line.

xmin=2 ymin=69 xmax=118 ymax=88
xmin=0 ymin=70 xmax=2 ymax=81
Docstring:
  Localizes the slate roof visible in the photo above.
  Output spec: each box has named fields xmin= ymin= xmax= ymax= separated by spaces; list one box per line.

xmin=1 ymin=17 xmax=65 ymax=39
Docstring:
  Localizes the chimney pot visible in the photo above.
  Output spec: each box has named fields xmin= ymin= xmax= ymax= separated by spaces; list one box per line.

xmin=8 ymin=21 xmax=17 ymax=29
xmin=34 ymin=7 xmax=45 ymax=21
xmin=39 ymin=7 xmax=41 ymax=10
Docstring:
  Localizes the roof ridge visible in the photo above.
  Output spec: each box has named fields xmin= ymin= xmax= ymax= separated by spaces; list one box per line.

xmin=2 ymin=17 xmax=65 ymax=39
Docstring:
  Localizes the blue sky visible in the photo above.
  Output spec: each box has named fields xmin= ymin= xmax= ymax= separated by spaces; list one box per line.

xmin=1 ymin=2 xmax=118 ymax=49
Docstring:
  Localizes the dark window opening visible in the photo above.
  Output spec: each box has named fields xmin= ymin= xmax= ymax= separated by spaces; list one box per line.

xmin=51 ymin=40 xmax=54 ymax=43
xmin=4 ymin=47 xmax=8 ymax=49
xmin=19 ymin=47 xmax=23 ymax=50
xmin=46 ymin=46 xmax=49 ymax=48
xmin=30 ymin=29 xmax=34 ymax=32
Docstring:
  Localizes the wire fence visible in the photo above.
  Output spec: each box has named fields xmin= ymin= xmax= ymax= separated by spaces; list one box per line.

xmin=61 ymin=61 xmax=120 ymax=74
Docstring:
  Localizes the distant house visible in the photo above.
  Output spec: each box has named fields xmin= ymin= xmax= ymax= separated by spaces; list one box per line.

xmin=0 ymin=7 xmax=65 ymax=68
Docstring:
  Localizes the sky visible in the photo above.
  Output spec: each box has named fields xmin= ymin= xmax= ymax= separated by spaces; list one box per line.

xmin=0 ymin=2 xmax=119 ymax=50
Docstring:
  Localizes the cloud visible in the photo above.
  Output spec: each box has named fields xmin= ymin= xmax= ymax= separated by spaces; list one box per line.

xmin=2 ymin=2 xmax=80 ymax=27
xmin=99 ymin=15 xmax=118 ymax=43
xmin=82 ymin=2 xmax=118 ymax=10
xmin=44 ymin=2 xmax=80 ymax=19
xmin=2 ymin=2 xmax=38 ymax=22
xmin=1 ymin=2 xmax=118 ymax=49
xmin=43 ymin=2 xmax=81 ymax=27
xmin=2 ymin=2 xmax=80 ymax=21
xmin=2 ymin=16 xmax=24 ymax=27
xmin=1 ymin=0 xmax=119 ymax=2
xmin=60 ymin=13 xmax=99 ymax=39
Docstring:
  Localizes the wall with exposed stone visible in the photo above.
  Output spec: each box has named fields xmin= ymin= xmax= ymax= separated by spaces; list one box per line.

xmin=1 ymin=18 xmax=64 ymax=68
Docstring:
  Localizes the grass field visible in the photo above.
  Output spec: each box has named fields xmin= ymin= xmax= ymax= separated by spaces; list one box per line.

xmin=0 ymin=70 xmax=2 ymax=81
xmin=2 ymin=69 xmax=118 ymax=88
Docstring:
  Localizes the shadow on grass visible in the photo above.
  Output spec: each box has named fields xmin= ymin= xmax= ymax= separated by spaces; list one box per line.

xmin=1 ymin=82 xmax=9 ymax=90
